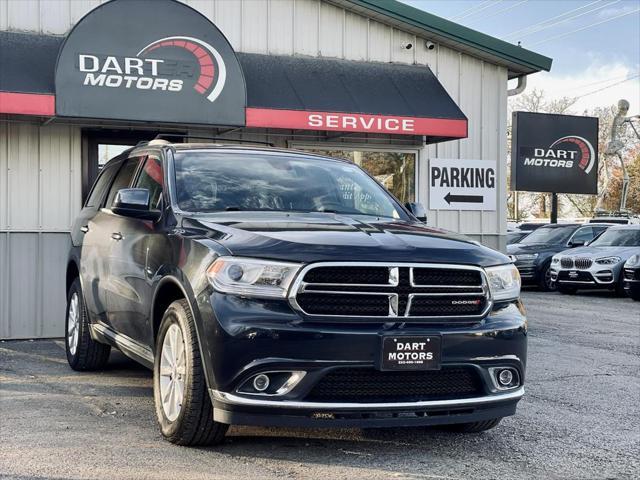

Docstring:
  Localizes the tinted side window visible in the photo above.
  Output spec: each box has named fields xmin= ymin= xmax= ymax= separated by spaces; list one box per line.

xmin=135 ymin=156 xmax=163 ymax=209
xmin=85 ymin=163 xmax=118 ymax=207
xmin=106 ymin=157 xmax=142 ymax=208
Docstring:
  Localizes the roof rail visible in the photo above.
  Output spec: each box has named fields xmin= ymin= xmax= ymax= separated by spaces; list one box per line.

xmin=153 ymin=133 xmax=274 ymax=147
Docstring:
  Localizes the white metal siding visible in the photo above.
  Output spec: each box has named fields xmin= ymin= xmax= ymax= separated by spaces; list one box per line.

xmin=0 ymin=123 xmax=81 ymax=338
xmin=0 ymin=0 xmax=508 ymax=338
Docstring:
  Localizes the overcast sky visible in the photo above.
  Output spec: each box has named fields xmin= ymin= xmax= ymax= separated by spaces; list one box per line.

xmin=403 ymin=0 xmax=640 ymax=113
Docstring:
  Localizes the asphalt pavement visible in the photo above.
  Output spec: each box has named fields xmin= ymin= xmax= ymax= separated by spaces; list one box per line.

xmin=1 ymin=290 xmax=638 ymax=480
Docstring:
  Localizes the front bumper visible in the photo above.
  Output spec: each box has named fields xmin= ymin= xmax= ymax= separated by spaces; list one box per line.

xmin=195 ymin=290 xmax=527 ymax=428
xmin=624 ymin=267 xmax=640 ymax=294
xmin=210 ymin=387 xmax=524 ymax=428
xmin=550 ymin=264 xmax=619 ymax=287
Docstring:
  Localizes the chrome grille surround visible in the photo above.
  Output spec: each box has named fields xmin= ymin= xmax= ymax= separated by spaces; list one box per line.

xmin=288 ymin=262 xmax=492 ymax=321
xmin=560 ymin=257 xmax=574 ymax=269
xmin=574 ymin=257 xmax=593 ymax=270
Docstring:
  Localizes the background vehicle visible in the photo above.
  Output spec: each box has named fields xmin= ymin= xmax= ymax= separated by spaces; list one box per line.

xmin=507 ymin=223 xmax=612 ymax=291
xmin=65 ymin=141 xmax=526 ymax=446
xmin=550 ymin=225 xmax=640 ymax=295
xmin=588 ymin=211 xmax=640 ymax=225
xmin=623 ymin=254 xmax=640 ymax=300
xmin=507 ymin=231 xmax=530 ymax=245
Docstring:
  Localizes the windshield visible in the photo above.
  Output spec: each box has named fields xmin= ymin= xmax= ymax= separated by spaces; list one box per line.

xmin=520 ymin=226 xmax=576 ymax=245
xmin=173 ymin=151 xmax=408 ymax=219
xmin=590 ymin=228 xmax=640 ymax=247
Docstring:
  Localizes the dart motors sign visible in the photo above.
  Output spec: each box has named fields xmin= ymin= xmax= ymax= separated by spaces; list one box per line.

xmin=55 ymin=0 xmax=245 ymax=126
xmin=512 ymin=112 xmax=599 ymax=194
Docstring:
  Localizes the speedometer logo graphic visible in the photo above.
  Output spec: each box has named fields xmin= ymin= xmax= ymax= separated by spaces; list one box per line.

xmin=137 ymin=36 xmax=227 ymax=103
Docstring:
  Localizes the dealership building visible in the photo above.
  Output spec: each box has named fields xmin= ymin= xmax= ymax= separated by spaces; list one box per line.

xmin=0 ymin=0 xmax=551 ymax=339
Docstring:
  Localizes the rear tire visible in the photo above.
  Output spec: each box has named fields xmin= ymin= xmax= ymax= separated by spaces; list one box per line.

xmin=629 ymin=289 xmax=640 ymax=301
xmin=442 ymin=418 xmax=502 ymax=433
xmin=557 ymin=285 xmax=577 ymax=295
xmin=153 ymin=299 xmax=228 ymax=446
xmin=65 ymin=278 xmax=111 ymax=371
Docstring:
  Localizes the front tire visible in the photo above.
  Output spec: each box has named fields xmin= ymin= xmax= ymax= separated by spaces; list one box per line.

xmin=537 ymin=262 xmax=556 ymax=292
xmin=153 ymin=299 xmax=228 ymax=446
xmin=65 ymin=278 xmax=111 ymax=371
xmin=442 ymin=418 xmax=502 ymax=433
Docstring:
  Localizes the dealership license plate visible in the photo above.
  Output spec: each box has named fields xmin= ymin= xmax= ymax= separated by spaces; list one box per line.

xmin=380 ymin=336 xmax=441 ymax=371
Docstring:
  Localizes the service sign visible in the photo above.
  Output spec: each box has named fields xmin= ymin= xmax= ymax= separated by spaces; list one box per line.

xmin=429 ymin=159 xmax=497 ymax=211
xmin=511 ymin=112 xmax=598 ymax=194
xmin=55 ymin=0 xmax=245 ymax=126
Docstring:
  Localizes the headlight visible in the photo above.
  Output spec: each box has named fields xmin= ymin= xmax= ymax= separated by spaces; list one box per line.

xmin=595 ymin=256 xmax=621 ymax=265
xmin=485 ymin=264 xmax=521 ymax=301
xmin=515 ymin=253 xmax=538 ymax=261
xmin=626 ymin=254 xmax=640 ymax=267
xmin=206 ymin=257 xmax=302 ymax=298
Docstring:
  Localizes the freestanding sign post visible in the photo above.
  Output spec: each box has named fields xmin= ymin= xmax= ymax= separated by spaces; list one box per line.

xmin=511 ymin=112 xmax=599 ymax=222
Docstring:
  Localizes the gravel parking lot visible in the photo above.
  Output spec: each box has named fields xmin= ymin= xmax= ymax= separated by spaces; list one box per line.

xmin=1 ymin=290 xmax=638 ymax=480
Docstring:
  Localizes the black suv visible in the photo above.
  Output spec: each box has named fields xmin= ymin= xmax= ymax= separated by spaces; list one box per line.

xmin=507 ymin=223 xmax=611 ymax=291
xmin=65 ymin=141 xmax=526 ymax=446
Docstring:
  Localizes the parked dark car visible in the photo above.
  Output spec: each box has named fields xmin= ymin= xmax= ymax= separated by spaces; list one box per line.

xmin=623 ymin=254 xmax=640 ymax=300
xmin=550 ymin=225 xmax=640 ymax=295
xmin=65 ymin=141 xmax=525 ymax=446
xmin=507 ymin=231 xmax=530 ymax=245
xmin=507 ymin=223 xmax=611 ymax=291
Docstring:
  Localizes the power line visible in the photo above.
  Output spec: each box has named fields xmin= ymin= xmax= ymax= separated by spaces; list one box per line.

xmin=466 ymin=0 xmax=529 ymax=24
xmin=558 ymin=72 xmax=640 ymax=93
xmin=449 ymin=1 xmax=494 ymax=21
xmin=455 ymin=0 xmax=505 ymax=21
xmin=509 ymin=0 xmax=621 ymax=40
xmin=574 ymin=74 xmax=640 ymax=99
xmin=503 ymin=0 xmax=603 ymax=38
xmin=528 ymin=7 xmax=640 ymax=46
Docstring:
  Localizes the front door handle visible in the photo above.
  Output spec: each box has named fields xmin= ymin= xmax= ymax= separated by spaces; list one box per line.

xmin=111 ymin=232 xmax=123 ymax=241
xmin=80 ymin=225 xmax=89 ymax=233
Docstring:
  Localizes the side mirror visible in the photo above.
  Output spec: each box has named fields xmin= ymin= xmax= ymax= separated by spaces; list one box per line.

xmin=406 ymin=202 xmax=427 ymax=223
xmin=112 ymin=188 xmax=160 ymax=221
xmin=569 ymin=240 xmax=585 ymax=248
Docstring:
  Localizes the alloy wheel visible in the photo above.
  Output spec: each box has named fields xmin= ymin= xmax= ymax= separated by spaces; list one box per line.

xmin=159 ymin=324 xmax=187 ymax=422
xmin=67 ymin=292 xmax=80 ymax=356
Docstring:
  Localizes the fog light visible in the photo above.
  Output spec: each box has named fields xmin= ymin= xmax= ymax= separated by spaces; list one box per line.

xmin=253 ymin=374 xmax=270 ymax=392
xmin=498 ymin=369 xmax=514 ymax=386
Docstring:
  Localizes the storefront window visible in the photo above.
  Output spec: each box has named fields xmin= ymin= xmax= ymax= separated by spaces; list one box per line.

xmin=301 ymin=149 xmax=416 ymax=204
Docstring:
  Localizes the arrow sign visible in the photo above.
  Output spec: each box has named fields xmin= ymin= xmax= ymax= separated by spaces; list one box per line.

xmin=445 ymin=192 xmax=484 ymax=204
xmin=429 ymin=159 xmax=497 ymax=211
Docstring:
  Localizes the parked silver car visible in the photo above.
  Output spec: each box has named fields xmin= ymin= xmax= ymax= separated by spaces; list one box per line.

xmin=550 ymin=225 xmax=640 ymax=295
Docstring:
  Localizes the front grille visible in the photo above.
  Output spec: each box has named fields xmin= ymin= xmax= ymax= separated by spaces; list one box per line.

xmin=305 ymin=367 xmax=484 ymax=402
xmin=574 ymin=258 xmax=593 ymax=269
xmin=560 ymin=257 xmax=574 ymax=269
xmin=293 ymin=264 xmax=489 ymax=320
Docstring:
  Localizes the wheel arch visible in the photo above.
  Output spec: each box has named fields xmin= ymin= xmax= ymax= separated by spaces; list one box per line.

xmin=151 ymin=274 xmax=215 ymax=389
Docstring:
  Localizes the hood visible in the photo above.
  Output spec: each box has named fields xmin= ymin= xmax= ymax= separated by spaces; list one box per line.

xmin=554 ymin=245 xmax=640 ymax=260
xmin=507 ymin=242 xmax=565 ymax=255
xmin=181 ymin=212 xmax=509 ymax=267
